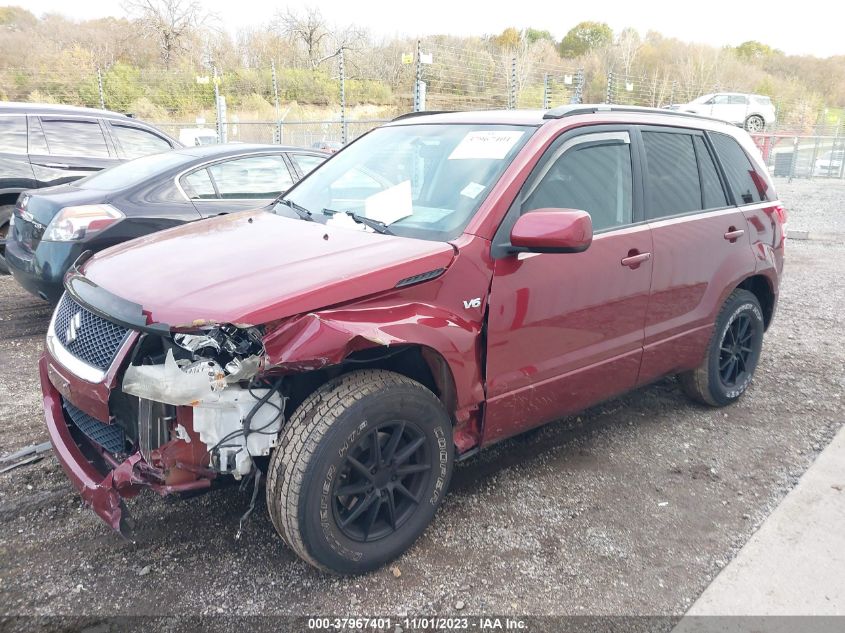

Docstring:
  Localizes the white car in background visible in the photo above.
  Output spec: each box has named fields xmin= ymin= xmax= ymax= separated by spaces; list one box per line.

xmin=669 ymin=93 xmax=776 ymax=132
xmin=814 ymin=149 xmax=844 ymax=177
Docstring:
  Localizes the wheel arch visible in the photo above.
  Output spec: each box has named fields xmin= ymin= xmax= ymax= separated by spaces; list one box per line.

xmin=262 ymin=307 xmax=483 ymax=428
xmin=737 ymin=273 xmax=775 ymax=329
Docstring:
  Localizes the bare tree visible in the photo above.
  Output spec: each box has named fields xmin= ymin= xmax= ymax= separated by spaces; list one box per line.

xmin=123 ymin=0 xmax=216 ymax=68
xmin=275 ymin=6 xmax=329 ymax=69
xmin=616 ymin=27 xmax=642 ymax=77
xmin=274 ymin=6 xmax=365 ymax=70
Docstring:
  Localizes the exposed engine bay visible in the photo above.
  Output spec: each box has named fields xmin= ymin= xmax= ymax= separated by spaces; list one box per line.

xmin=121 ymin=324 xmax=283 ymax=479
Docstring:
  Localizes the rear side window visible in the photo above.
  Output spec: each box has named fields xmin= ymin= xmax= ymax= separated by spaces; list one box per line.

xmin=0 ymin=116 xmax=27 ymax=153
xmin=642 ymin=131 xmax=701 ymax=218
xmin=694 ymin=136 xmax=728 ymax=209
xmin=709 ymin=132 xmax=771 ymax=204
xmin=523 ymin=134 xmax=633 ymax=232
xmin=182 ymin=169 xmax=217 ymax=199
xmin=208 ymin=155 xmax=294 ymax=199
xmin=291 ymin=153 xmax=325 ymax=175
xmin=112 ymin=124 xmax=171 ymax=159
xmin=41 ymin=119 xmax=110 ymax=158
xmin=728 ymin=95 xmax=748 ymax=105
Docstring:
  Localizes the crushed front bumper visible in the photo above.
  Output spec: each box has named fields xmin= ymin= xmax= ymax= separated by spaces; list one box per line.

xmin=40 ymin=353 xmax=133 ymax=531
xmin=39 ymin=353 xmax=214 ymax=534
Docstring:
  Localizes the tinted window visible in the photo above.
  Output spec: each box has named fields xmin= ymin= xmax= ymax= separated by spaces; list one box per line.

xmin=728 ymin=95 xmax=748 ymax=105
xmin=77 ymin=151 xmax=189 ymax=191
xmin=291 ymin=153 xmax=325 ymax=175
xmin=0 ymin=116 xmax=27 ymax=153
xmin=524 ymin=136 xmax=633 ymax=231
xmin=694 ymin=136 xmax=728 ymax=209
xmin=41 ymin=119 xmax=109 ymax=157
xmin=710 ymin=132 xmax=771 ymax=204
xmin=182 ymin=168 xmax=217 ymax=199
xmin=208 ymin=155 xmax=294 ymax=199
xmin=642 ymin=131 xmax=701 ymax=218
xmin=112 ymin=125 xmax=171 ymax=159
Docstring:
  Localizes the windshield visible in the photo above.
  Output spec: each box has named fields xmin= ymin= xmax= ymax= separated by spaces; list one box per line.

xmin=77 ymin=151 xmax=189 ymax=191
xmin=276 ymin=123 xmax=534 ymax=241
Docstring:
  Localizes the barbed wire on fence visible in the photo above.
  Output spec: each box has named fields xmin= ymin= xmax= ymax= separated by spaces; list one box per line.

xmin=3 ymin=51 xmax=844 ymax=177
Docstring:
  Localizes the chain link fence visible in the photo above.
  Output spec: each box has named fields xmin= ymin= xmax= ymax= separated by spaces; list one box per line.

xmin=3 ymin=49 xmax=843 ymax=179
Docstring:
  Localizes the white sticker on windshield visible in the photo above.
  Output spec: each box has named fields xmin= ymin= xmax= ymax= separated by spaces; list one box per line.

xmin=461 ymin=182 xmax=486 ymax=199
xmin=364 ymin=180 xmax=414 ymax=226
xmin=448 ymin=131 xmax=524 ymax=160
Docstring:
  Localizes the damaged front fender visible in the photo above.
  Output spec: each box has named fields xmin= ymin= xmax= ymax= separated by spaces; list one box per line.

xmin=262 ymin=302 xmax=486 ymax=417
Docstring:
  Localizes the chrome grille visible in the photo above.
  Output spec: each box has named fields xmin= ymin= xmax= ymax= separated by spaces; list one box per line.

xmin=53 ymin=293 xmax=130 ymax=372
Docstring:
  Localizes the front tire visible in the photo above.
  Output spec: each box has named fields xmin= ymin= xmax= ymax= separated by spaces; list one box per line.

xmin=679 ymin=289 xmax=765 ymax=407
xmin=266 ymin=369 xmax=453 ymax=574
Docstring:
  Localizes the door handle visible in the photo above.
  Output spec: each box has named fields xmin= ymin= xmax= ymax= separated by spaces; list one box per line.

xmin=621 ymin=251 xmax=651 ymax=269
xmin=724 ymin=227 xmax=745 ymax=242
xmin=35 ymin=162 xmax=71 ymax=169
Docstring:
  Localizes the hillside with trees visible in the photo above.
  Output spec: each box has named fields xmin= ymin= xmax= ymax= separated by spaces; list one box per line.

xmin=1 ymin=2 xmax=843 ymax=131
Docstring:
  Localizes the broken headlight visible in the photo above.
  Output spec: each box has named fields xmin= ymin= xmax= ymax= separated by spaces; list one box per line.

xmin=174 ymin=325 xmax=264 ymax=381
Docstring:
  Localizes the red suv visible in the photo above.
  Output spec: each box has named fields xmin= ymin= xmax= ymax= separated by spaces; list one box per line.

xmin=39 ymin=106 xmax=785 ymax=574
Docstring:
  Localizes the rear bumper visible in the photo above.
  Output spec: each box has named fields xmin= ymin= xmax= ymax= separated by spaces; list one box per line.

xmin=6 ymin=239 xmax=83 ymax=302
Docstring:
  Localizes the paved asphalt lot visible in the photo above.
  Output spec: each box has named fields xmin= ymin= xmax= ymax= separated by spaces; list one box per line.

xmin=0 ymin=178 xmax=843 ymax=623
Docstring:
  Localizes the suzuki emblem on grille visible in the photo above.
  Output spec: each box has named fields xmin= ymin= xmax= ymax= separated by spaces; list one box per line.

xmin=66 ymin=312 xmax=82 ymax=345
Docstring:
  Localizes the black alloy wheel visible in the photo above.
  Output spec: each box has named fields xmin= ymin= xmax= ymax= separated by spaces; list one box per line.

xmin=333 ymin=421 xmax=432 ymax=543
xmin=718 ymin=312 xmax=756 ymax=388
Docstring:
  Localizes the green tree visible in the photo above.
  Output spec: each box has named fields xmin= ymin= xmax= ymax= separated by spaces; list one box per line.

xmin=559 ymin=21 xmax=613 ymax=58
xmin=735 ymin=40 xmax=775 ymax=61
xmin=0 ymin=6 xmax=37 ymax=29
xmin=525 ymin=28 xmax=553 ymax=45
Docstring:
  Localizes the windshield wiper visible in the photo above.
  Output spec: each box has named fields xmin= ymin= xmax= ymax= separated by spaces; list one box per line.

xmin=321 ymin=208 xmax=394 ymax=235
xmin=277 ymin=199 xmax=314 ymax=222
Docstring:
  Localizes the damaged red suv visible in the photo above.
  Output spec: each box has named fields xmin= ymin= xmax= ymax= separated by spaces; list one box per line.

xmin=40 ymin=106 xmax=785 ymax=574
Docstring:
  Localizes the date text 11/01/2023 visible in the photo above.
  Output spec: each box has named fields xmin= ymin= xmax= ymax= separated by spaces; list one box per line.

xmin=307 ymin=616 xmax=528 ymax=630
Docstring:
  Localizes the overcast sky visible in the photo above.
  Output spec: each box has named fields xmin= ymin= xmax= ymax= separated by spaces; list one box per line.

xmin=21 ymin=0 xmax=845 ymax=58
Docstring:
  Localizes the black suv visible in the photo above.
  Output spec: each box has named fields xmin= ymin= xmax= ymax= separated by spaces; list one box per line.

xmin=0 ymin=102 xmax=180 ymax=273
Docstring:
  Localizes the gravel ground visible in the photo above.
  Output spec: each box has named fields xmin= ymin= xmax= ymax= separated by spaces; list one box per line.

xmin=774 ymin=176 xmax=845 ymax=236
xmin=0 ymin=180 xmax=843 ymax=622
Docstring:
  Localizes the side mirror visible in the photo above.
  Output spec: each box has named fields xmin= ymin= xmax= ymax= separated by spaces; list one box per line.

xmin=510 ymin=209 xmax=593 ymax=254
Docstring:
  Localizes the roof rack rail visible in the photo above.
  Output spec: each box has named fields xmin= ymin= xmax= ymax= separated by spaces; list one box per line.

xmin=391 ymin=110 xmax=456 ymax=121
xmin=543 ymin=104 xmax=728 ymax=124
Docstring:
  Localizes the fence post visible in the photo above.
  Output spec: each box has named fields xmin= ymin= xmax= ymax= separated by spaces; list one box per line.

xmin=213 ymin=65 xmax=225 ymax=143
xmin=509 ymin=56 xmax=517 ymax=109
xmin=413 ymin=40 xmax=422 ymax=112
xmin=271 ymin=60 xmax=281 ymax=144
xmin=788 ymin=136 xmax=798 ymax=182
xmin=96 ymin=66 xmax=105 ymax=110
xmin=606 ymin=70 xmax=614 ymax=104
xmin=573 ymin=67 xmax=584 ymax=104
xmin=542 ymin=73 xmax=550 ymax=110
xmin=339 ymin=48 xmax=347 ymax=145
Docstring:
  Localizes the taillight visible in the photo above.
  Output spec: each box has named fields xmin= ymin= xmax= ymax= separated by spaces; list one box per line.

xmin=42 ymin=204 xmax=125 ymax=242
xmin=774 ymin=205 xmax=787 ymax=224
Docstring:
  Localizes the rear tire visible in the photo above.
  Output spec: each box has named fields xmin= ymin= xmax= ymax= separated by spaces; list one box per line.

xmin=744 ymin=115 xmax=765 ymax=133
xmin=679 ymin=289 xmax=765 ymax=407
xmin=266 ymin=369 xmax=453 ymax=574
xmin=0 ymin=205 xmax=13 ymax=275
